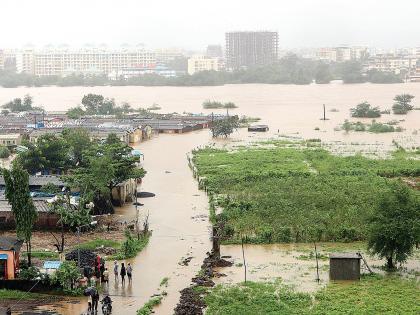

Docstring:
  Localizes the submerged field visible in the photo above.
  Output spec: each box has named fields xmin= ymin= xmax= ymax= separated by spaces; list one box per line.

xmin=205 ymin=275 xmax=420 ymax=315
xmin=192 ymin=141 xmax=420 ymax=243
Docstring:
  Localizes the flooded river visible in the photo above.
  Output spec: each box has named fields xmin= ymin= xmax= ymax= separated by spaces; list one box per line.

xmin=1 ymin=83 xmax=419 ymax=314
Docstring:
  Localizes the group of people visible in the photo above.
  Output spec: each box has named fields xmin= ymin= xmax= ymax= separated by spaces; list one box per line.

xmin=113 ymin=260 xmax=133 ymax=285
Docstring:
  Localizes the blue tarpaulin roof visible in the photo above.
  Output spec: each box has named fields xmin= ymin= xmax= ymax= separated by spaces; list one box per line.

xmin=0 ymin=254 xmax=8 ymax=260
xmin=131 ymin=149 xmax=143 ymax=157
xmin=43 ymin=261 xmax=62 ymax=269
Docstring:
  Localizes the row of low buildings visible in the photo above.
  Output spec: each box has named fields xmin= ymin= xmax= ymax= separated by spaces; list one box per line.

xmin=0 ymin=112 xmax=217 ymax=146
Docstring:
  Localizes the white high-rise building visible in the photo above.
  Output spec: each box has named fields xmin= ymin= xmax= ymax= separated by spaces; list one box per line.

xmin=14 ymin=47 xmax=156 ymax=77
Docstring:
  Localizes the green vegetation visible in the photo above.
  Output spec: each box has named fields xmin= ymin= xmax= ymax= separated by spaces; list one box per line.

xmin=368 ymin=182 xmax=420 ymax=269
xmin=0 ymin=57 xmax=406 ymax=88
xmin=1 ymin=94 xmax=43 ymax=112
xmin=205 ymin=275 xmax=419 ymax=315
xmin=203 ymin=100 xmax=238 ymax=109
xmin=368 ymin=121 xmax=400 ymax=133
xmin=341 ymin=120 xmax=402 ymax=133
xmin=0 ymin=289 xmax=43 ymax=300
xmin=76 ymin=238 xmax=120 ymax=251
xmin=114 ymin=230 xmax=151 ymax=260
xmin=51 ymin=261 xmax=80 ymax=291
xmin=2 ymin=162 xmax=38 ymax=266
xmin=193 ymin=144 xmax=420 ymax=243
xmin=392 ymin=94 xmax=415 ymax=115
xmin=0 ymin=146 xmax=11 ymax=158
xmin=137 ymin=295 xmax=164 ymax=315
xmin=30 ymin=251 xmax=60 ymax=259
xmin=350 ymin=101 xmax=381 ymax=118
xmin=67 ymin=93 xmax=135 ymax=117
xmin=160 ymin=277 xmax=169 ymax=287
xmin=210 ymin=116 xmax=240 ymax=138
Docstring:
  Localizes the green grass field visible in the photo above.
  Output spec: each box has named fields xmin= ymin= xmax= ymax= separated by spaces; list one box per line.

xmin=193 ymin=144 xmax=420 ymax=243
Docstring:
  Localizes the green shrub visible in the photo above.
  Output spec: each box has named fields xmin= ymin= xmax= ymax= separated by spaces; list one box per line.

xmin=0 ymin=146 xmax=10 ymax=158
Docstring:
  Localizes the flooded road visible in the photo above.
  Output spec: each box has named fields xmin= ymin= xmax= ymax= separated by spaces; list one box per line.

xmin=39 ymin=131 xmax=214 ymax=315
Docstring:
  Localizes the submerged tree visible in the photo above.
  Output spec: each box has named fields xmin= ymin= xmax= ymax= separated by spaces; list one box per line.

xmin=211 ymin=116 xmax=240 ymax=138
xmin=2 ymin=162 xmax=38 ymax=266
xmin=367 ymin=181 xmax=420 ymax=269
xmin=392 ymin=94 xmax=415 ymax=115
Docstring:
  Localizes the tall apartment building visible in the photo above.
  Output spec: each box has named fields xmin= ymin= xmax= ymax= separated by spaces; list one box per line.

xmin=225 ymin=31 xmax=278 ymax=70
xmin=187 ymin=55 xmax=220 ymax=75
xmin=14 ymin=47 xmax=156 ymax=77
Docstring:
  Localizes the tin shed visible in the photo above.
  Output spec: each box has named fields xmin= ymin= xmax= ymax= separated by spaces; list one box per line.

xmin=329 ymin=253 xmax=361 ymax=281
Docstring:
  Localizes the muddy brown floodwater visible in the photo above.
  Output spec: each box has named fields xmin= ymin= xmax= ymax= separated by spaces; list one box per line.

xmin=1 ymin=83 xmax=420 ymax=314
xmin=34 ymin=131 xmax=217 ymax=315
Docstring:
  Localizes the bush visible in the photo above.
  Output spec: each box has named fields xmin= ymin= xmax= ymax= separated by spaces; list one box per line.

xmin=0 ymin=146 xmax=11 ymax=159
xmin=52 ymin=261 xmax=81 ymax=290
xmin=350 ymin=102 xmax=381 ymax=118
xmin=19 ymin=266 xmax=41 ymax=280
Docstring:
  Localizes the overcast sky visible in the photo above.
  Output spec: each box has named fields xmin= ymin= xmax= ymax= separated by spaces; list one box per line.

xmin=2 ymin=0 xmax=419 ymax=50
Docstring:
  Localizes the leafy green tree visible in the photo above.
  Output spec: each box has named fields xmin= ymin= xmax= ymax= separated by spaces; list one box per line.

xmin=350 ymin=102 xmax=381 ymax=118
xmin=367 ymin=181 xmax=420 ymax=269
xmin=82 ymin=94 xmax=104 ymax=114
xmin=2 ymin=162 xmax=38 ymax=266
xmin=36 ymin=134 xmax=69 ymax=172
xmin=62 ymin=128 xmax=92 ymax=166
xmin=211 ymin=116 xmax=240 ymax=138
xmin=17 ymin=142 xmax=46 ymax=174
xmin=53 ymin=261 xmax=80 ymax=290
xmin=342 ymin=119 xmax=352 ymax=133
xmin=64 ymin=134 xmax=146 ymax=211
xmin=67 ymin=106 xmax=85 ymax=119
xmin=392 ymin=94 xmax=415 ymax=115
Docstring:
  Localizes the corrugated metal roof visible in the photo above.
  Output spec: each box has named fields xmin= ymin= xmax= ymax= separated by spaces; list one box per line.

xmin=0 ymin=199 xmax=51 ymax=213
xmin=0 ymin=175 xmax=64 ymax=187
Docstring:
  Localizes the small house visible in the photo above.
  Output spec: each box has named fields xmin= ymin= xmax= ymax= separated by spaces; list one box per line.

xmin=0 ymin=237 xmax=23 ymax=279
xmin=329 ymin=253 xmax=361 ymax=280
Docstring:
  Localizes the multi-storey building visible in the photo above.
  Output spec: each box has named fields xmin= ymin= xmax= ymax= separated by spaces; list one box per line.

xmin=316 ymin=46 xmax=368 ymax=62
xmin=225 ymin=31 xmax=278 ymax=70
xmin=367 ymin=54 xmax=417 ymax=74
xmin=14 ymin=47 xmax=156 ymax=77
xmin=187 ymin=55 xmax=220 ymax=75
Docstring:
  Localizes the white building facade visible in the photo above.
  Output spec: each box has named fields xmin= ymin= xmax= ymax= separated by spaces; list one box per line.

xmin=187 ymin=55 xmax=220 ymax=75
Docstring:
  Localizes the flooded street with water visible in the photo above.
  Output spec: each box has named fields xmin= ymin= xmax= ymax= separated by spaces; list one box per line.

xmin=1 ymin=83 xmax=419 ymax=314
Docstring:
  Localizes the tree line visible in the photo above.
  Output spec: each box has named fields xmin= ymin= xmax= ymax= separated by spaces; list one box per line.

xmin=0 ymin=55 xmax=406 ymax=88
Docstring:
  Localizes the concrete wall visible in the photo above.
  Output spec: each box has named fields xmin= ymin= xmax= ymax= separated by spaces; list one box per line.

xmin=329 ymin=258 xmax=361 ymax=280
xmin=0 ymin=250 xmax=15 ymax=279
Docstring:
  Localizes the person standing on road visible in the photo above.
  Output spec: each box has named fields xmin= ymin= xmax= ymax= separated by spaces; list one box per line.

xmin=113 ymin=260 xmax=119 ymax=282
xmin=127 ymin=263 xmax=133 ymax=284
xmin=120 ymin=262 xmax=126 ymax=286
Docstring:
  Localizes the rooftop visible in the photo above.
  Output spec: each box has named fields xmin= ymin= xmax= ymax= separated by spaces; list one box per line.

xmin=330 ymin=253 xmax=361 ymax=259
xmin=0 ymin=236 xmax=24 ymax=251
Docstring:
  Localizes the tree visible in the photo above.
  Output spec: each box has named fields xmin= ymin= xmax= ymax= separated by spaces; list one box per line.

xmin=67 ymin=106 xmax=85 ymax=119
xmin=62 ymin=128 xmax=92 ymax=166
xmin=81 ymin=94 xmax=104 ymax=114
xmin=2 ymin=95 xmax=34 ymax=112
xmin=392 ymin=94 xmax=415 ymax=115
xmin=2 ymin=162 xmax=38 ymax=266
xmin=64 ymin=134 xmax=146 ymax=212
xmin=211 ymin=116 xmax=240 ymax=138
xmin=367 ymin=181 xmax=420 ymax=269
xmin=53 ymin=261 xmax=80 ymax=290
xmin=350 ymin=102 xmax=381 ymax=118
xmin=342 ymin=120 xmax=352 ymax=133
